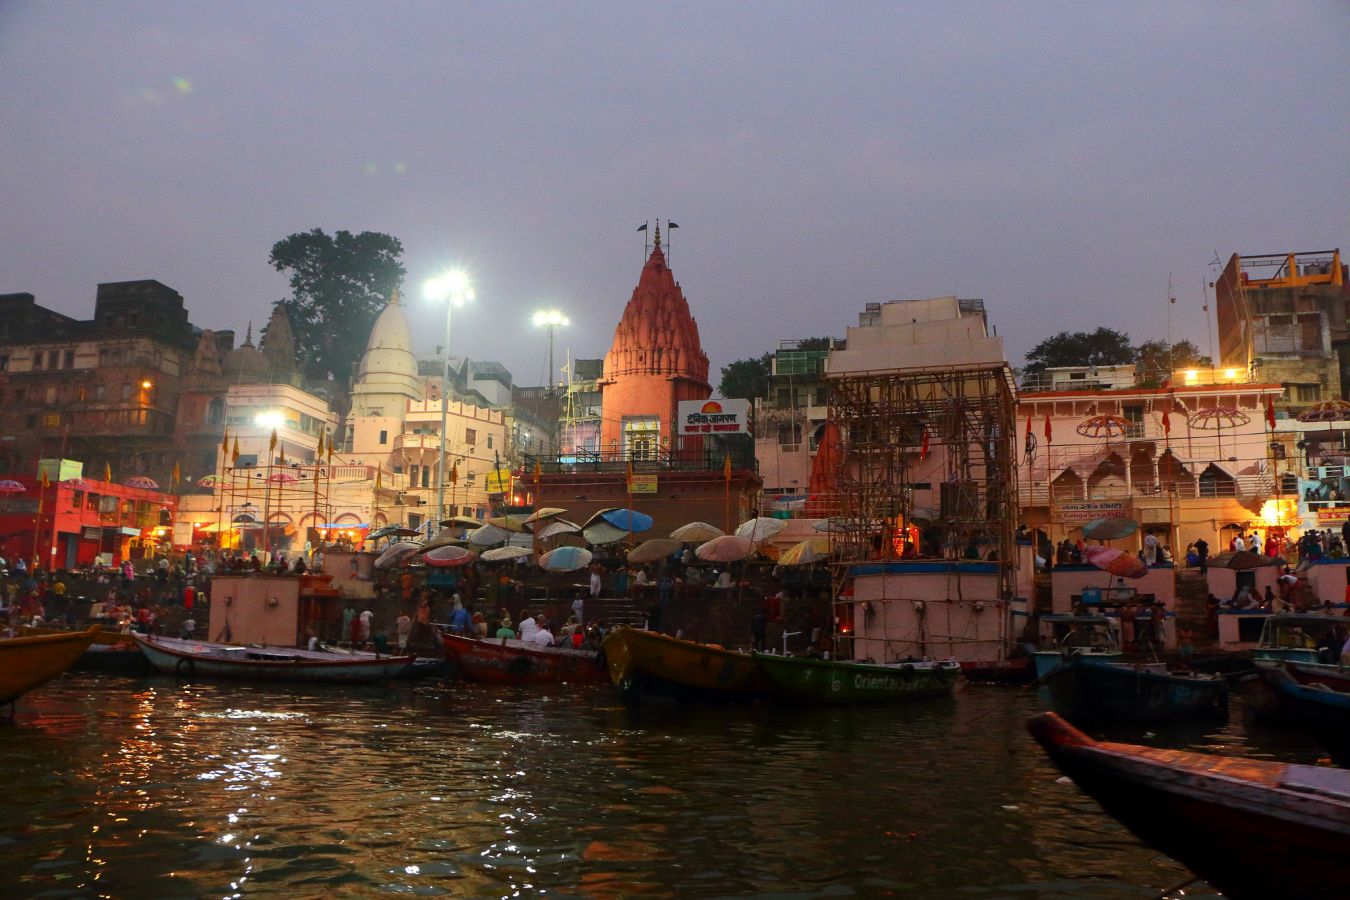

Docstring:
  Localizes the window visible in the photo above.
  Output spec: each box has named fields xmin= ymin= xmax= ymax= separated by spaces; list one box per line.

xmin=206 ymin=398 xmax=224 ymax=425
xmin=409 ymin=464 xmax=419 ymax=487
xmin=1123 ymin=404 xmax=1144 ymax=438
xmin=95 ymin=384 xmax=106 ymax=401
xmin=814 ymin=387 xmax=827 ymax=406
xmin=63 ymin=350 xmax=74 ymax=369
xmin=42 ymin=413 xmax=60 ymax=427
xmin=421 ymin=466 xmax=429 ymax=488
xmin=465 ymin=427 xmax=477 ymax=446
xmin=47 ymin=351 xmax=59 ymax=368
xmin=121 ymin=383 xmax=131 ymax=400
xmin=777 ymin=423 xmax=802 ymax=446
xmin=44 ymin=386 xmax=57 ymax=404
xmin=76 ymin=386 xmax=86 ymax=402
xmin=0 ymin=355 xmax=7 ymax=371
xmin=31 ymin=353 xmax=41 ymax=370
xmin=379 ymin=430 xmax=388 ymax=445
xmin=1294 ymin=384 xmax=1321 ymax=403
xmin=486 ymin=435 xmax=493 ymax=449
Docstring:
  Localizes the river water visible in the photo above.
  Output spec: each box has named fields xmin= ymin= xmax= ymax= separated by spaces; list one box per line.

xmin=0 ymin=674 xmax=1324 ymax=898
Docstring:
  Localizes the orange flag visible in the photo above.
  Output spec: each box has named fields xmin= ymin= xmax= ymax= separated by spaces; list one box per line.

xmin=1043 ymin=413 xmax=1053 ymax=445
xmin=172 ymin=460 xmax=181 ymax=486
xmin=104 ymin=461 xmax=112 ymax=482
xmin=231 ymin=437 xmax=241 ymax=466
xmin=723 ymin=453 xmax=732 ymax=480
xmin=1265 ymin=396 xmax=1277 ymax=431
xmin=40 ymin=468 xmax=50 ymax=489
xmin=221 ymin=428 xmax=230 ymax=457
xmin=449 ymin=462 xmax=459 ymax=485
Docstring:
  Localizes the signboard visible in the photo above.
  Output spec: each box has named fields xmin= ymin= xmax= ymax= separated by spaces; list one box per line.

xmin=627 ymin=474 xmax=659 ymax=494
xmin=1053 ymin=500 xmax=1129 ymax=524
xmin=484 ymin=469 xmax=513 ymax=494
xmin=677 ymin=399 xmax=750 ymax=436
xmin=37 ymin=458 xmax=83 ymax=483
xmin=171 ymin=522 xmax=195 ymax=547
xmin=1316 ymin=507 xmax=1350 ymax=526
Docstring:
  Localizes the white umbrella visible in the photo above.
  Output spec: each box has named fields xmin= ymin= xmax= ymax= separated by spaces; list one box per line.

xmin=670 ymin=521 xmax=724 ymax=542
xmin=583 ymin=522 xmax=629 ymax=546
xmin=695 ymin=535 xmax=756 ymax=563
xmin=374 ymin=540 xmax=422 ymax=569
xmin=467 ymin=524 xmax=511 ymax=547
xmin=735 ymin=517 xmax=786 ymax=543
xmin=539 ymin=546 xmax=593 ymax=572
xmin=481 ymin=546 xmax=534 ymax=562
xmin=535 ymin=519 xmax=581 ymax=540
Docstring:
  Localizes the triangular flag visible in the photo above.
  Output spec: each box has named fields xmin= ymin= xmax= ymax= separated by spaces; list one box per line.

xmin=221 ymin=428 xmax=230 ymax=456
xmin=231 ymin=437 xmax=241 ymax=465
xmin=172 ymin=460 xmax=181 ymax=486
xmin=269 ymin=429 xmax=278 ymax=452
xmin=104 ymin=461 xmax=112 ymax=482
xmin=920 ymin=426 xmax=931 ymax=460
xmin=1266 ymin=396 xmax=1277 ymax=431
xmin=315 ymin=433 xmax=324 ymax=458
xmin=724 ymin=453 xmax=732 ymax=480
xmin=1162 ymin=408 xmax=1171 ymax=437
xmin=278 ymin=446 xmax=286 ymax=467
xmin=40 ymin=468 xmax=50 ymax=489
xmin=533 ymin=459 xmax=541 ymax=480
xmin=375 ymin=465 xmax=383 ymax=490
xmin=449 ymin=462 xmax=459 ymax=485
xmin=1043 ymin=413 xmax=1053 ymax=445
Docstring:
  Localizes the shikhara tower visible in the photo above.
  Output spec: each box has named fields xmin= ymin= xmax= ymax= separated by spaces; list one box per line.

xmin=599 ymin=224 xmax=711 ymax=457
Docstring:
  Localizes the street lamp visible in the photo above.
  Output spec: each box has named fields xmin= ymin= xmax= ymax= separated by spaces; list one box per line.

xmin=425 ymin=270 xmax=474 ymax=528
xmin=533 ymin=309 xmax=568 ymax=454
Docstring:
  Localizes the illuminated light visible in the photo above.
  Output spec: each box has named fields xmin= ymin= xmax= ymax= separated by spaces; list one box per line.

xmin=172 ymin=76 xmax=192 ymax=95
xmin=141 ymin=380 xmax=153 ymax=389
xmin=1259 ymin=498 xmax=1297 ymax=527
xmin=532 ymin=309 xmax=569 ymax=328
xmin=1224 ymin=368 xmax=1239 ymax=380
xmin=393 ymin=163 xmax=407 ymax=174
xmin=255 ymin=411 xmax=284 ymax=428
xmin=1183 ymin=370 xmax=1200 ymax=385
xmin=424 ymin=270 xmax=474 ymax=304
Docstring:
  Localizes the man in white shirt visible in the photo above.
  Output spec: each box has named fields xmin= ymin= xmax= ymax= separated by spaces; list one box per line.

xmin=589 ymin=567 xmax=602 ymax=599
xmin=359 ymin=608 xmax=374 ymax=643
xmin=518 ymin=612 xmax=539 ymax=642
xmin=1249 ymin=532 xmax=1263 ymax=555
xmin=1233 ymin=534 xmax=1246 ymax=552
xmin=528 ymin=622 xmax=555 ymax=647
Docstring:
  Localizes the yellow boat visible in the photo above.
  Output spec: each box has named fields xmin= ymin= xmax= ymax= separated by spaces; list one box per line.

xmin=0 ymin=626 xmax=101 ymax=705
xmin=601 ymin=626 xmax=767 ymax=702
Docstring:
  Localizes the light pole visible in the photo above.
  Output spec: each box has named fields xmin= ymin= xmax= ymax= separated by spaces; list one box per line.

xmin=533 ymin=309 xmax=568 ymax=454
xmin=425 ymin=271 xmax=474 ymax=529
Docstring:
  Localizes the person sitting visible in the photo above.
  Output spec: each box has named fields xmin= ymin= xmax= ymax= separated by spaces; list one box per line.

xmin=1232 ymin=585 xmax=1258 ymax=610
xmin=471 ymin=611 xmax=488 ymax=638
xmin=495 ymin=617 xmax=516 ymax=640
xmin=716 ymin=569 xmax=732 ymax=589
xmin=517 ymin=611 xmax=539 ymax=642
xmin=528 ymin=619 xmax=555 ymax=648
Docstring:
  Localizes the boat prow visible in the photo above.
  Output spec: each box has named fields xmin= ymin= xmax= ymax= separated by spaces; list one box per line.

xmin=0 ymin=625 xmax=101 ymax=705
xmin=601 ymin=627 xmax=766 ymax=702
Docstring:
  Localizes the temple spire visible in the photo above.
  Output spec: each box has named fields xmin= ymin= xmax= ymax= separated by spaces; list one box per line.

xmin=243 ymin=321 xmax=254 ymax=347
xmin=653 ymin=221 xmax=662 ymax=249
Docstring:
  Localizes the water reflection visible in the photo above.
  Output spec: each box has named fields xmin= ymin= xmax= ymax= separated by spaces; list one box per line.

xmin=0 ymin=675 xmax=1289 ymax=897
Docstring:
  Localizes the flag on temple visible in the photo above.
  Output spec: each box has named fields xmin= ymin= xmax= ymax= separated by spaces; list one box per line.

xmin=1162 ymin=409 xmax=1171 ymax=437
xmin=316 ymin=433 xmax=324 ymax=458
xmin=221 ymin=429 xmax=230 ymax=456
xmin=232 ymin=437 xmax=241 ymax=465
xmin=636 ymin=223 xmax=647 ymax=232
xmin=278 ymin=447 xmax=286 ymax=467
xmin=1266 ymin=396 xmax=1277 ymax=431
xmin=376 ymin=466 xmax=383 ymax=490
xmin=40 ymin=468 xmax=49 ymax=489
xmin=269 ymin=429 xmax=277 ymax=452
xmin=449 ymin=462 xmax=458 ymax=484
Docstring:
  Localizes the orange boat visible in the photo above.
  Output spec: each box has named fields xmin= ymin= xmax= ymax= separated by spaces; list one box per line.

xmin=0 ymin=626 xmax=101 ymax=705
xmin=440 ymin=632 xmax=608 ymax=685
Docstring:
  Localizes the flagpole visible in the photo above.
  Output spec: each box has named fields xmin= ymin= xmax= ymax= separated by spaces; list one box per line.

xmin=263 ymin=430 xmax=275 ymax=563
xmin=216 ymin=429 xmax=227 ymax=559
xmin=724 ymin=453 xmax=732 ymax=534
xmin=31 ymin=475 xmax=45 ymax=572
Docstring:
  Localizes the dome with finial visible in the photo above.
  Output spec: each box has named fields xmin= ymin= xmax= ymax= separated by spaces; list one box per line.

xmin=602 ymin=230 xmax=709 ymax=383
xmin=352 ymin=288 xmax=420 ymax=417
xmin=222 ymin=322 xmax=270 ymax=383
xmin=261 ymin=303 xmax=298 ymax=382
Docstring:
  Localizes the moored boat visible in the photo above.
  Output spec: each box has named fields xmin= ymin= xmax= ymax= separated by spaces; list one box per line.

xmin=754 ymin=653 xmax=960 ymax=704
xmin=20 ymin=625 xmax=152 ymax=674
xmin=1254 ymin=659 xmax=1350 ymax=765
xmin=133 ymin=633 xmax=413 ymax=683
xmin=1028 ymin=711 xmax=1350 ymax=900
xmin=0 ymin=626 xmax=101 ymax=704
xmin=601 ymin=627 xmax=766 ymax=701
xmin=1032 ymin=615 xmax=1122 ymax=679
xmin=439 ymin=631 xmax=607 ymax=685
xmin=1042 ymin=655 xmax=1228 ymax=724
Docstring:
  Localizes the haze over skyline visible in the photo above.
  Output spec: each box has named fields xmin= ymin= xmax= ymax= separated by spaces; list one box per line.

xmin=3 ymin=2 xmax=1347 ymax=390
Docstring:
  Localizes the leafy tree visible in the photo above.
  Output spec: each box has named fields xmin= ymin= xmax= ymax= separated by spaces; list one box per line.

xmin=796 ymin=336 xmax=834 ymax=351
xmin=719 ymin=352 xmax=773 ymax=400
xmin=1135 ymin=339 xmax=1208 ymax=382
xmin=268 ymin=229 xmax=406 ymax=385
xmin=1023 ymin=327 xmax=1134 ymax=373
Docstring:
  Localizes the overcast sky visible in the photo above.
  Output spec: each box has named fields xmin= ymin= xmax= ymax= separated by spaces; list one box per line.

xmin=3 ymin=2 xmax=1347 ymax=390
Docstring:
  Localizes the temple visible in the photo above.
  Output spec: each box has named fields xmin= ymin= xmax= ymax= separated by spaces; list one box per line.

xmin=599 ymin=224 xmax=711 ymax=457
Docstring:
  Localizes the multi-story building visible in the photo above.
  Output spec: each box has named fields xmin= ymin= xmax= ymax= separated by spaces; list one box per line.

xmin=1215 ymin=248 xmax=1348 ymax=411
xmin=753 ymin=340 xmax=834 ymax=508
xmin=558 ymin=357 xmax=603 ymax=460
xmin=0 ymin=280 xmax=207 ymax=485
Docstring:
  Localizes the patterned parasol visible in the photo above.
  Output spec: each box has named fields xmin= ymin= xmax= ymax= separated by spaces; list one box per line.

xmin=1187 ymin=407 xmax=1250 ymax=430
xmin=1296 ymin=400 xmax=1350 ymax=423
xmin=1075 ymin=414 xmax=1132 ymax=439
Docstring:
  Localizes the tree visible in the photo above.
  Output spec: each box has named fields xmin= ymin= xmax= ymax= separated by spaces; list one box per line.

xmin=719 ymin=352 xmax=773 ymax=400
xmin=268 ymin=229 xmax=406 ymax=386
xmin=1135 ymin=339 xmax=1208 ymax=383
xmin=1023 ymin=327 xmax=1134 ymax=373
xmin=796 ymin=336 xmax=834 ymax=351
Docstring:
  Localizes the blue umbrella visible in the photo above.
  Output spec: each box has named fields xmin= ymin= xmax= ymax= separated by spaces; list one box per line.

xmin=539 ymin=545 xmax=593 ymax=572
xmin=599 ymin=508 xmax=653 ymax=533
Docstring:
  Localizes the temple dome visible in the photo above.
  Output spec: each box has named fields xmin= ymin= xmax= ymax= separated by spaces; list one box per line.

xmin=357 ymin=290 xmax=417 ymax=382
xmin=602 ymin=237 xmax=709 ymax=384
xmin=222 ymin=324 xmax=269 ymax=383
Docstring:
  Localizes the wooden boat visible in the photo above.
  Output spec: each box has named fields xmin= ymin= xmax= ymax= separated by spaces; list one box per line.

xmin=0 ymin=626 xmax=101 ymax=704
xmin=133 ymin=634 xmax=413 ymax=683
xmin=20 ymin=625 xmax=152 ymax=673
xmin=1032 ymin=615 xmax=1122 ymax=679
xmin=601 ymin=627 xmax=767 ymax=701
xmin=1027 ymin=711 xmax=1350 ymax=900
xmin=753 ymin=653 xmax=960 ymax=704
xmin=440 ymin=631 xmax=607 ymax=685
xmin=960 ymin=656 xmax=1034 ymax=684
xmin=1254 ymin=612 xmax=1346 ymax=665
xmin=1254 ymin=659 xmax=1350 ymax=765
xmin=1043 ymin=655 xmax=1228 ymax=724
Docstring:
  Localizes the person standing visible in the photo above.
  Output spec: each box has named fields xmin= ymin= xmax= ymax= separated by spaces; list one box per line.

xmin=359 ymin=607 xmax=374 ymax=644
xmin=1250 ymin=532 xmax=1263 ymax=555
xmin=1143 ymin=528 xmax=1159 ymax=566
xmin=342 ymin=606 xmax=356 ymax=645
xmin=395 ymin=611 xmax=412 ymax=650
xmin=1233 ymin=532 xmax=1246 ymax=552
xmin=1194 ymin=537 xmax=1209 ymax=574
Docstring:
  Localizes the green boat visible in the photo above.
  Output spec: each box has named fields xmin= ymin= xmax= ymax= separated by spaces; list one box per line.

xmin=752 ymin=654 xmax=960 ymax=704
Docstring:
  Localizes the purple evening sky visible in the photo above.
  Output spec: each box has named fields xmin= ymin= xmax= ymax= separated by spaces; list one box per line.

xmin=2 ymin=2 xmax=1347 ymax=390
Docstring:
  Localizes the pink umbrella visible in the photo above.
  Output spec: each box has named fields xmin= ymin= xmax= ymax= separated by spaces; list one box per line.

xmin=0 ymin=479 xmax=26 ymax=495
xmin=125 ymin=475 xmax=159 ymax=490
xmin=695 ymin=535 xmax=756 ymax=563
xmin=62 ymin=478 xmax=95 ymax=490
xmin=267 ymin=472 xmax=298 ymax=484
xmin=422 ymin=545 xmax=477 ymax=567
xmin=196 ymin=474 xmax=226 ymax=487
xmin=1084 ymin=545 xmax=1148 ymax=579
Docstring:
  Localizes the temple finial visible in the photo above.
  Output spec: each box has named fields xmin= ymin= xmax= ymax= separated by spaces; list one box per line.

xmin=653 ymin=220 xmax=662 ymax=249
xmin=244 ymin=321 xmax=254 ymax=346
xmin=389 ymin=288 xmax=400 ymax=306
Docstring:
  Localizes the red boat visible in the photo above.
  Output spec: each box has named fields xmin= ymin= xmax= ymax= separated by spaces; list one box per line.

xmin=439 ymin=632 xmax=608 ymax=685
xmin=1027 ymin=712 xmax=1350 ymax=899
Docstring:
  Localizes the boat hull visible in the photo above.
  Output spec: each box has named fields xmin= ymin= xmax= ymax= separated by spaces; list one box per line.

xmin=1028 ymin=711 xmax=1350 ymax=900
xmin=0 ymin=627 xmax=101 ymax=703
xmin=960 ymin=657 xmax=1034 ymax=684
xmin=133 ymin=634 xmax=412 ymax=683
xmin=601 ymin=627 xmax=766 ymax=702
xmin=440 ymin=632 xmax=607 ymax=685
xmin=1032 ymin=649 xmax=1122 ymax=680
xmin=1255 ymin=660 xmax=1350 ymax=764
xmin=754 ymin=654 xmax=959 ymax=704
xmin=1044 ymin=658 xmax=1228 ymax=724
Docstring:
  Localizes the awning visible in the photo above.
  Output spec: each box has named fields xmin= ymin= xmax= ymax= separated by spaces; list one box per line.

xmin=315 ymin=523 xmax=371 ymax=530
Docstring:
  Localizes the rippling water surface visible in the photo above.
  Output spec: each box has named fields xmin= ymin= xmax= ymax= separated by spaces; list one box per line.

xmin=0 ymin=674 xmax=1325 ymax=897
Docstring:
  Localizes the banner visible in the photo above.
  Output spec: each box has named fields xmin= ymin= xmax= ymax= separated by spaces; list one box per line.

xmin=677 ymin=399 xmax=750 ymax=436
xmin=1053 ymin=500 xmax=1129 ymax=524
xmin=627 ymin=474 xmax=659 ymax=494
xmin=1316 ymin=507 xmax=1350 ymax=526
xmin=484 ymin=469 xmax=513 ymax=494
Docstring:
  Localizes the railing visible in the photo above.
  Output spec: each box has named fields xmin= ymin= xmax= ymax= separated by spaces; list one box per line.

xmin=531 ymin=445 xmax=758 ymax=475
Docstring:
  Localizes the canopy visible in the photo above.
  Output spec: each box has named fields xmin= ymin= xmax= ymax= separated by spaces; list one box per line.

xmin=195 ymin=475 xmax=225 ymax=487
xmin=1083 ymin=545 xmax=1148 ymax=579
xmin=440 ymin=516 xmax=483 ymax=529
xmin=1214 ymin=550 xmax=1280 ymax=570
xmin=369 ymin=525 xmax=421 ymax=541
xmin=539 ymin=546 xmax=593 ymax=572
xmin=535 ymin=519 xmax=581 ymax=540
xmin=599 ymin=508 xmax=653 ymax=533
xmin=1081 ymin=518 xmax=1138 ymax=541
xmin=0 ymin=479 xmax=26 ymax=494
xmin=670 ymin=521 xmax=724 ymax=542
xmin=481 ymin=546 xmax=534 ymax=563
xmin=373 ymin=540 xmax=422 ymax=570
xmin=523 ymin=507 xmax=568 ymax=525
xmin=484 ymin=514 xmax=530 ymax=533
xmin=735 ymin=517 xmax=787 ymax=543
xmin=777 ymin=538 xmax=830 ymax=566
xmin=695 ymin=535 xmax=756 ymax=563
xmin=266 ymin=472 xmax=298 ymax=484
xmin=582 ymin=522 xmax=629 ymax=546
xmin=421 ymin=528 xmax=467 ymax=552
xmin=627 ymin=538 xmax=684 ymax=564
xmin=124 ymin=475 xmax=159 ymax=490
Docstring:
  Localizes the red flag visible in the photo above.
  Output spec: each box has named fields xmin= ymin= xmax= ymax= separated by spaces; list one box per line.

xmin=1024 ymin=413 xmax=1033 ymax=457
xmin=1043 ymin=413 xmax=1053 ymax=445
xmin=1266 ymin=396 xmax=1277 ymax=430
xmin=1161 ymin=409 xmax=1171 ymax=437
xmin=920 ymin=426 xmax=930 ymax=460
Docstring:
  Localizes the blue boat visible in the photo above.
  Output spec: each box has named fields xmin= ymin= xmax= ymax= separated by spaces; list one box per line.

xmin=1254 ymin=659 xmax=1350 ymax=764
xmin=1032 ymin=615 xmax=1122 ymax=679
xmin=1043 ymin=655 xmax=1229 ymax=724
xmin=1254 ymin=613 xmax=1347 ymax=665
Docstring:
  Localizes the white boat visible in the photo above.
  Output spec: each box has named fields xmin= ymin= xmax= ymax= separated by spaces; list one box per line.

xmin=132 ymin=634 xmax=413 ymax=683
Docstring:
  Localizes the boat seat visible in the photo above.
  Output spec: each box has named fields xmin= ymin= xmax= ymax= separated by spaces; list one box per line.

xmin=1280 ymin=765 xmax=1350 ymax=801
